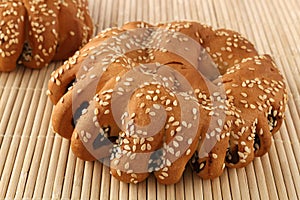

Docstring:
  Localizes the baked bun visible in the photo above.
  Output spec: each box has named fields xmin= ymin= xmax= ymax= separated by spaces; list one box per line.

xmin=0 ymin=2 xmax=26 ymax=72
xmin=47 ymin=21 xmax=287 ymax=184
xmin=0 ymin=0 xmax=93 ymax=71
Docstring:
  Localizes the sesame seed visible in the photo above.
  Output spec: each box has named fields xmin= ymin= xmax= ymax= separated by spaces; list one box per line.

xmin=226 ymin=89 xmax=232 ymax=94
xmin=186 ymin=149 xmax=191 ymax=155
xmin=245 ymin=146 xmax=251 ymax=153
xmin=241 ymin=92 xmax=248 ymax=97
xmin=146 ymin=95 xmax=152 ymax=100
xmin=123 ymin=139 xmax=130 ymax=144
xmin=141 ymin=144 xmax=146 ymax=151
xmin=172 ymin=121 xmax=180 ymax=126
xmin=149 ymin=111 xmax=156 ymax=116
xmin=56 ymin=79 xmax=61 ymax=86
xmin=168 ymin=147 xmax=174 ymax=154
xmin=217 ymin=119 xmax=223 ymax=127
xmin=173 ymin=141 xmax=179 ymax=148
xmin=81 ymin=108 xmax=88 ymax=115
xmin=165 ymin=99 xmax=171 ymax=105
xmin=82 ymin=136 xmax=88 ymax=143
xmin=145 ymin=108 xmax=150 ymax=114
xmin=213 ymin=92 xmax=220 ymax=97
xmin=168 ymin=116 xmax=175 ymax=123
xmin=199 ymin=162 xmax=205 ymax=170
xmin=90 ymin=74 xmax=96 ymax=79
xmin=123 ymin=82 xmax=131 ymax=86
xmin=102 ymin=101 xmax=109 ymax=106
xmin=240 ymin=100 xmax=248 ymax=104
xmin=124 ymin=145 xmax=131 ymax=151
xmin=238 ymin=152 xmax=244 ymax=158
xmin=206 ymin=134 xmax=210 ymax=139
xmin=166 ymin=159 xmax=172 ymax=166
xmin=159 ymin=175 xmax=165 ymax=180
xmin=173 ymin=100 xmax=178 ymax=106
xmin=124 ymin=162 xmax=129 ymax=169
xmin=77 ymin=89 xmax=82 ymax=94
xmin=147 ymin=137 xmax=154 ymax=141
xmin=117 ymin=169 xmax=121 ymax=176
xmin=140 ymin=103 xmax=146 ymax=108
xmin=208 ymin=111 xmax=215 ymax=116
xmin=175 ymin=135 xmax=184 ymax=141
xmin=176 ymin=126 xmax=182 ymax=132
xmin=212 ymin=153 xmax=218 ymax=159
xmin=169 ymin=130 xmax=175 ymax=137
xmin=125 ymin=43 xmax=131 ymax=49
xmin=153 ymin=104 xmax=160 ymax=109
xmin=46 ymin=90 xmax=52 ymax=96
xmin=192 ymin=108 xmax=197 ymax=115
xmin=136 ymin=93 xmax=143 ymax=97
xmin=215 ymin=127 xmax=222 ymax=133
xmin=182 ymin=121 xmax=188 ymax=127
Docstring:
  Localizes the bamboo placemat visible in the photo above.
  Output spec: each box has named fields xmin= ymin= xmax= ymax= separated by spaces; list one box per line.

xmin=0 ymin=0 xmax=299 ymax=199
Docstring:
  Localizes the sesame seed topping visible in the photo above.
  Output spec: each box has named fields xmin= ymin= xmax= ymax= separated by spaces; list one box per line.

xmin=217 ymin=119 xmax=223 ymax=127
xmin=153 ymin=104 xmax=160 ymax=109
xmin=241 ymin=92 xmax=248 ymax=97
xmin=173 ymin=100 xmax=178 ymax=106
xmin=172 ymin=121 xmax=180 ymax=126
xmin=186 ymin=149 xmax=191 ymax=155
xmin=199 ymin=162 xmax=205 ymax=170
xmin=175 ymin=151 xmax=181 ymax=157
xmin=124 ymin=162 xmax=129 ymax=169
xmin=149 ymin=111 xmax=156 ymax=116
xmin=212 ymin=153 xmax=218 ymax=159
xmin=117 ymin=170 xmax=121 ymax=176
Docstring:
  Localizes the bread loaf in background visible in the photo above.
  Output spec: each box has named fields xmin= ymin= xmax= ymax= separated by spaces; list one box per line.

xmin=0 ymin=0 xmax=93 ymax=72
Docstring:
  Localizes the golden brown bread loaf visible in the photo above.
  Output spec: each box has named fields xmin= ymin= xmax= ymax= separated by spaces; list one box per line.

xmin=0 ymin=1 xmax=26 ymax=72
xmin=0 ymin=0 xmax=93 ymax=71
xmin=47 ymin=21 xmax=287 ymax=184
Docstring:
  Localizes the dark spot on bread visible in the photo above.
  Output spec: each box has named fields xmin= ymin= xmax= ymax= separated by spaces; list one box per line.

xmin=72 ymin=101 xmax=89 ymax=127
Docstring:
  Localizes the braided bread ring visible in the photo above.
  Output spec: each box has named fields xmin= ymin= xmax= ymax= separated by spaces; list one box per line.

xmin=48 ymin=21 xmax=287 ymax=183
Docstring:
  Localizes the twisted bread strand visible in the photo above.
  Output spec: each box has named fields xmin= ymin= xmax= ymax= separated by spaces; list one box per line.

xmin=191 ymin=55 xmax=287 ymax=179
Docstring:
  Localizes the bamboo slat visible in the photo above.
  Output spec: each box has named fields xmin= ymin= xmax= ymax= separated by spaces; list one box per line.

xmin=0 ymin=0 xmax=299 ymax=199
